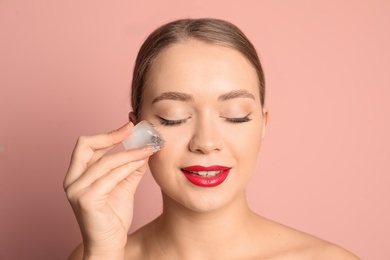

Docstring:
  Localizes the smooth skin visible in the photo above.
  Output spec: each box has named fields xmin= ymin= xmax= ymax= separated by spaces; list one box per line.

xmin=65 ymin=40 xmax=360 ymax=259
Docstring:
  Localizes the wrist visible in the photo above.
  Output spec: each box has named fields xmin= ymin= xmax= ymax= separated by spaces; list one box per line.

xmin=83 ymin=247 xmax=125 ymax=260
xmin=82 ymin=234 xmax=127 ymax=260
xmin=83 ymin=252 xmax=124 ymax=260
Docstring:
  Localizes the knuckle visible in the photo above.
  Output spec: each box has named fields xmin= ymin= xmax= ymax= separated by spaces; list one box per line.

xmin=64 ymin=184 xmax=78 ymax=201
xmin=71 ymin=135 xmax=93 ymax=161
xmin=107 ymin=129 xmax=115 ymax=136
xmin=63 ymin=179 xmax=69 ymax=192
xmin=76 ymin=135 xmax=89 ymax=147
xmin=65 ymin=185 xmax=93 ymax=210
xmin=107 ymin=130 xmax=117 ymax=143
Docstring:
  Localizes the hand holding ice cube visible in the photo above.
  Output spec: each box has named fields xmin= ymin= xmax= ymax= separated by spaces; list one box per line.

xmin=63 ymin=122 xmax=155 ymax=258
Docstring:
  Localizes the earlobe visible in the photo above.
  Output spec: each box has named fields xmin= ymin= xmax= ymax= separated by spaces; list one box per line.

xmin=128 ymin=112 xmax=138 ymax=125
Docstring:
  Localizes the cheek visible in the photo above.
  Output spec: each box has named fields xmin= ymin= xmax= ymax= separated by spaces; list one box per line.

xmin=147 ymin=129 xmax=187 ymax=173
xmin=229 ymin=123 xmax=263 ymax=171
xmin=148 ymin=149 xmax=170 ymax=187
xmin=229 ymin=120 xmax=263 ymax=148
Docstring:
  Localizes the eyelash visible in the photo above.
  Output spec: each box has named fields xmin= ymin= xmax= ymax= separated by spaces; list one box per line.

xmin=224 ymin=115 xmax=252 ymax=124
xmin=159 ymin=118 xmax=187 ymax=126
xmin=157 ymin=115 xmax=252 ymax=126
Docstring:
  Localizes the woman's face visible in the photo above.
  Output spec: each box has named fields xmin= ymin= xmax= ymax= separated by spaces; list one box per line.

xmin=138 ymin=39 xmax=267 ymax=212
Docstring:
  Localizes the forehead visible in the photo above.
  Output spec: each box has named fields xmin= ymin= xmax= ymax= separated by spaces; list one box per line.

xmin=144 ymin=40 xmax=260 ymax=99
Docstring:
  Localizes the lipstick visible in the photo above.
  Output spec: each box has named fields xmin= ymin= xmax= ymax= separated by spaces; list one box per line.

xmin=181 ymin=165 xmax=231 ymax=187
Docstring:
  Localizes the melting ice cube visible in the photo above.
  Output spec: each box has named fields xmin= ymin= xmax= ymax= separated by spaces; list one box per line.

xmin=123 ymin=120 xmax=165 ymax=153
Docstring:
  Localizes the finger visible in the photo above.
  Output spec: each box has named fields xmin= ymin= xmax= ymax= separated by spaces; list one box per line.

xmin=76 ymin=146 xmax=152 ymax=189
xmin=86 ymin=123 xmax=136 ymax=167
xmin=64 ymin=122 xmax=133 ymax=188
xmin=88 ymin=159 xmax=148 ymax=198
xmin=72 ymin=122 xmax=133 ymax=170
xmin=120 ymin=161 xmax=149 ymax=196
xmin=66 ymin=146 xmax=153 ymax=191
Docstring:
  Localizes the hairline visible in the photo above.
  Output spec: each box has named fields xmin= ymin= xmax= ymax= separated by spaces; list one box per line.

xmin=132 ymin=18 xmax=265 ymax=117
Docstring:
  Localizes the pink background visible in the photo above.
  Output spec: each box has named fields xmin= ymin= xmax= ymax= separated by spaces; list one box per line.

xmin=1 ymin=0 xmax=389 ymax=259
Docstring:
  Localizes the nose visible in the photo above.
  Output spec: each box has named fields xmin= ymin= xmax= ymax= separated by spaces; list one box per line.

xmin=189 ymin=117 xmax=222 ymax=154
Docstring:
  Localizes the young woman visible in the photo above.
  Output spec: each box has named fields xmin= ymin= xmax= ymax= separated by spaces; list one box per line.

xmin=64 ymin=18 xmax=359 ymax=259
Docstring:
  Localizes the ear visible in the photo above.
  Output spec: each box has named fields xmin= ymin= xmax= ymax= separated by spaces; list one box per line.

xmin=128 ymin=112 xmax=138 ymax=125
xmin=261 ymin=107 xmax=269 ymax=139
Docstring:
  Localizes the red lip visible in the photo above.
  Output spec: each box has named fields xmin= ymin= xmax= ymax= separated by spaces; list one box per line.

xmin=181 ymin=165 xmax=231 ymax=187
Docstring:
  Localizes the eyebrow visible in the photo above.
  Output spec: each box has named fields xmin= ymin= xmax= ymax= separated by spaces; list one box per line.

xmin=152 ymin=89 xmax=255 ymax=104
xmin=218 ymin=90 xmax=255 ymax=101
xmin=152 ymin=92 xmax=194 ymax=104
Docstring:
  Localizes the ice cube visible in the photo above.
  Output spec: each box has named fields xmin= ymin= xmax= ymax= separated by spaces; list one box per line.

xmin=123 ymin=120 xmax=165 ymax=153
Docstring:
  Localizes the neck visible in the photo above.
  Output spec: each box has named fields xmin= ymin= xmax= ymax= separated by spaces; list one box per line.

xmin=149 ymin=191 xmax=258 ymax=259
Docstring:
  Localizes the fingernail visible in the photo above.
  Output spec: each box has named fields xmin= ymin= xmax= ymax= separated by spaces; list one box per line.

xmin=141 ymin=145 xmax=153 ymax=152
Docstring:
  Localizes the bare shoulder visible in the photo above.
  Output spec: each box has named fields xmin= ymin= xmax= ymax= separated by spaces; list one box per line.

xmin=310 ymin=242 xmax=361 ymax=260
xmin=255 ymin=216 xmax=360 ymax=259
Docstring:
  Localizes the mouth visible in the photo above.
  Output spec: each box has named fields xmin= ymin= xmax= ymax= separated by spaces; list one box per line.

xmin=186 ymin=170 xmax=223 ymax=177
xmin=181 ymin=165 xmax=231 ymax=187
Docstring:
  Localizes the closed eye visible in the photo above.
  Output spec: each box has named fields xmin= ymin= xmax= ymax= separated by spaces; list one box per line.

xmin=223 ymin=114 xmax=252 ymax=124
xmin=157 ymin=116 xmax=188 ymax=126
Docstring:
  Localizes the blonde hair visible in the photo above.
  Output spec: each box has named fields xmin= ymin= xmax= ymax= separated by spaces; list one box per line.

xmin=131 ymin=18 xmax=265 ymax=116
